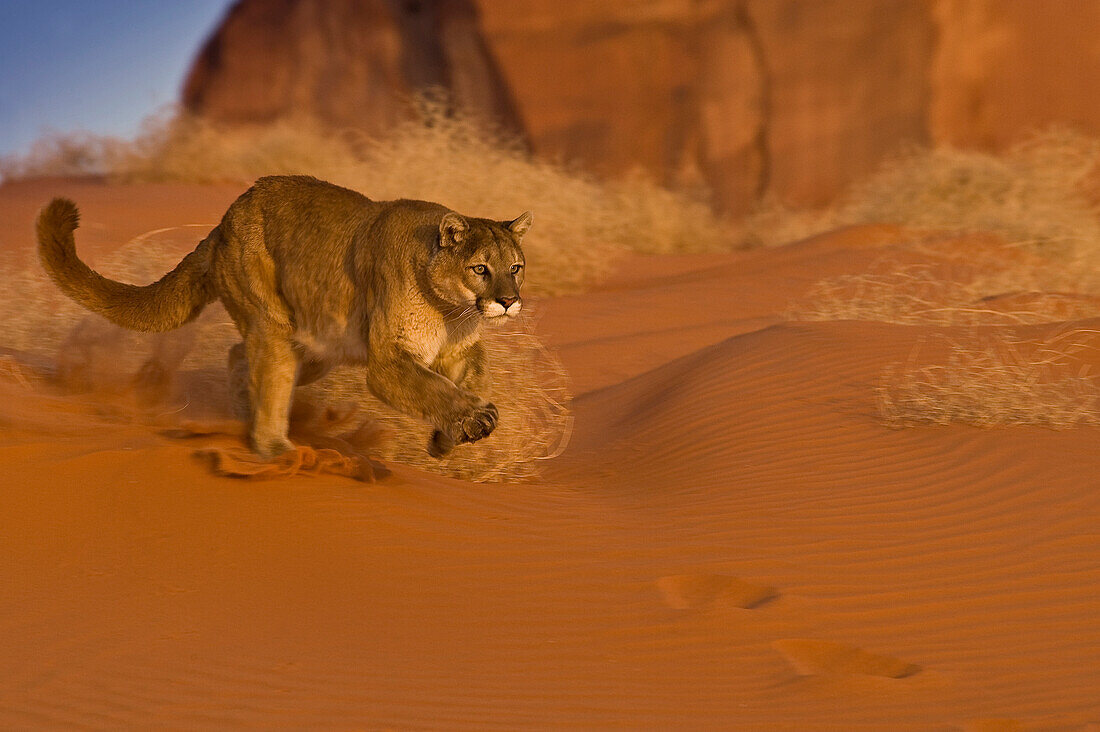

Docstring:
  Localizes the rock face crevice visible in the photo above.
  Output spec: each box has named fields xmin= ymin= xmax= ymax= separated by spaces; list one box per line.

xmin=736 ymin=1 xmax=771 ymax=202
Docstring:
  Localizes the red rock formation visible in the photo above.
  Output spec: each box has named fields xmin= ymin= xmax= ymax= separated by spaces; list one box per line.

xmin=182 ymin=0 xmax=525 ymax=138
xmin=182 ymin=0 xmax=1100 ymax=215
xmin=477 ymin=0 xmax=935 ymax=213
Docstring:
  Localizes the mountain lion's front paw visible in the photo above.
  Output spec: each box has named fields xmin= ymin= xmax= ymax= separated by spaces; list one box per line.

xmin=459 ymin=401 xmax=498 ymax=443
xmin=428 ymin=401 xmax=498 ymax=457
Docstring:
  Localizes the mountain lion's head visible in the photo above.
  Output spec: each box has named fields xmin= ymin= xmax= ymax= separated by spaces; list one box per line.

xmin=429 ymin=210 xmax=530 ymax=322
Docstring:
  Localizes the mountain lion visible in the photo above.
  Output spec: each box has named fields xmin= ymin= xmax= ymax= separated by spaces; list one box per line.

xmin=37 ymin=175 xmax=530 ymax=458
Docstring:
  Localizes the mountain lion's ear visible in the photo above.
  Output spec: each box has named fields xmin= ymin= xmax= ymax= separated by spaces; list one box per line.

xmin=507 ymin=211 xmax=532 ymax=237
xmin=439 ymin=212 xmax=468 ymax=247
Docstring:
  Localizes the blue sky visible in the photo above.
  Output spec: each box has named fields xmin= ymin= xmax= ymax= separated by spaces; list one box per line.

xmin=0 ymin=1 xmax=232 ymax=158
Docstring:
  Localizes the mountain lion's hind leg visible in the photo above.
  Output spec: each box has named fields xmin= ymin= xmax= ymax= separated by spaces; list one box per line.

xmin=243 ymin=331 xmax=298 ymax=458
xmin=228 ymin=343 xmax=329 ymax=445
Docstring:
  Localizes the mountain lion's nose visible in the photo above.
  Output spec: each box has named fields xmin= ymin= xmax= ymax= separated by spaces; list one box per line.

xmin=498 ymin=296 xmax=517 ymax=309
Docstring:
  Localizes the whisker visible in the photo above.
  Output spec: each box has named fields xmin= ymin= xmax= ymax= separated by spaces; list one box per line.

xmin=450 ymin=305 xmax=481 ymax=330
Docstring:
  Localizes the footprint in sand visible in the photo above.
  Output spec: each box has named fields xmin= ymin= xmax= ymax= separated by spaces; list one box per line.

xmin=772 ymin=638 xmax=920 ymax=678
xmin=656 ymin=573 xmax=778 ymax=610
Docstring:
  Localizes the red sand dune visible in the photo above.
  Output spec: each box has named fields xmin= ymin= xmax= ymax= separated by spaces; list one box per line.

xmin=1 ymin=179 xmax=1099 ymax=728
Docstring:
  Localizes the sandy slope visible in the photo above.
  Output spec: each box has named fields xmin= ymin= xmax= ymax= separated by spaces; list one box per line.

xmin=1 ymin=179 xmax=1098 ymax=729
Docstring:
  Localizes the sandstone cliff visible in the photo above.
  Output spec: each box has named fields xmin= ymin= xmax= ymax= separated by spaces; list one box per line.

xmin=183 ymin=0 xmax=1100 ymax=214
xmin=477 ymin=0 xmax=934 ymax=213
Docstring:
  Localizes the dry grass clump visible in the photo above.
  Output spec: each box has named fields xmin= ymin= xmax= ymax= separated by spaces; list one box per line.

xmin=2 ymin=98 xmax=733 ymax=295
xmin=793 ymin=262 xmax=1100 ymax=326
xmin=0 ymin=131 xmax=128 ymax=179
xmin=747 ymin=128 xmax=1100 ymax=256
xmin=837 ymin=130 xmax=1100 ymax=253
xmin=795 ymin=264 xmax=986 ymax=326
xmin=740 ymin=198 xmax=836 ymax=249
xmin=877 ymin=331 xmax=1100 ymax=428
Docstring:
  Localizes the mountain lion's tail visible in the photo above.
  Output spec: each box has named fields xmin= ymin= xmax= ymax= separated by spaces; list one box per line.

xmin=37 ymin=198 xmax=218 ymax=332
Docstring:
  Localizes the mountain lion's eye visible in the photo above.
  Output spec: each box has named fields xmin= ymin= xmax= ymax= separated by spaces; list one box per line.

xmin=471 ymin=264 xmax=488 ymax=275
xmin=511 ymin=264 xmax=523 ymax=274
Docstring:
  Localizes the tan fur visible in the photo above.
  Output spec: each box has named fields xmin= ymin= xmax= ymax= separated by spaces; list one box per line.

xmin=37 ymin=175 xmax=530 ymax=458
